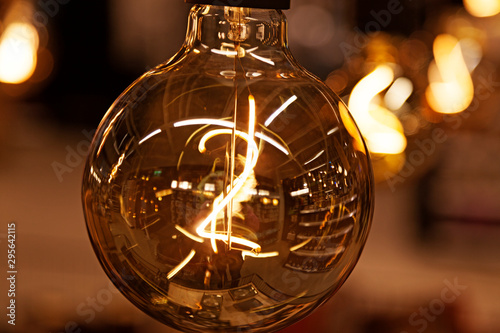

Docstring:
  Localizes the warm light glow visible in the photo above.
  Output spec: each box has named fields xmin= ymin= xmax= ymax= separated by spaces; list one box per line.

xmin=139 ymin=129 xmax=162 ymax=145
xmin=327 ymin=127 xmax=339 ymax=135
xmin=211 ymin=49 xmax=238 ymax=56
xmin=108 ymin=153 xmax=125 ymax=183
xmin=198 ymin=129 xmax=254 ymax=154
xmin=348 ymin=65 xmax=407 ymax=155
xmin=254 ymin=132 xmax=289 ymax=155
xmin=90 ymin=166 xmax=102 ymax=184
xmin=265 ymin=95 xmax=298 ymax=127
xmin=175 ymin=225 xmax=204 ymax=243
xmin=174 ymin=119 xmax=235 ymax=128
xmin=464 ymin=0 xmax=500 ymax=17
xmin=98 ymin=108 xmax=125 ymax=157
xmin=304 ymin=150 xmax=325 ymax=165
xmin=0 ymin=22 xmax=39 ymax=84
xmin=249 ymin=52 xmax=275 ymax=66
xmin=178 ymin=181 xmax=192 ymax=190
xmin=195 ymin=95 xmax=262 ymax=254
xmin=174 ymin=118 xmax=289 ymax=155
xmin=426 ymin=34 xmax=475 ymax=114
xmin=155 ymin=189 xmax=173 ymax=198
xmin=291 ymin=188 xmax=310 ymax=197
xmin=167 ymin=249 xmax=196 ymax=279
xmin=242 ymin=251 xmax=279 ymax=260
xmin=384 ymin=77 xmax=413 ymax=111
xmin=290 ymin=238 xmax=312 ymax=252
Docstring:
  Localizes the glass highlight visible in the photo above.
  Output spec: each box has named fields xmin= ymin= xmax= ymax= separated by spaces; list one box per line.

xmin=82 ymin=5 xmax=373 ymax=332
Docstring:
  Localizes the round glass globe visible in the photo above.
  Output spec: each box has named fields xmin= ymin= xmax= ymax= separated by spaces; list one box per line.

xmin=82 ymin=5 xmax=373 ymax=333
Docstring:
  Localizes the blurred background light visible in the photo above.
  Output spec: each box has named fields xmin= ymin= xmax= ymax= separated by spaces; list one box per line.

xmin=425 ymin=34 xmax=476 ymax=114
xmin=2 ymin=0 xmax=500 ymax=332
xmin=348 ymin=64 xmax=407 ymax=155
xmin=0 ymin=1 xmax=39 ymax=84
xmin=0 ymin=21 xmax=38 ymax=84
xmin=464 ymin=0 xmax=500 ymax=18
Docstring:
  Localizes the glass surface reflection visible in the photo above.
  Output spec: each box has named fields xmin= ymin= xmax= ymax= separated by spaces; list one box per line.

xmin=82 ymin=4 xmax=373 ymax=332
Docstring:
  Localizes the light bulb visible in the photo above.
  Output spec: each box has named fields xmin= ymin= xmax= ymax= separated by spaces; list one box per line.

xmin=82 ymin=1 xmax=373 ymax=332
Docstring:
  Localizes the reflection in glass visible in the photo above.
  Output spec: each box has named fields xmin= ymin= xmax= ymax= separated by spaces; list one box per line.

xmin=82 ymin=4 xmax=373 ymax=332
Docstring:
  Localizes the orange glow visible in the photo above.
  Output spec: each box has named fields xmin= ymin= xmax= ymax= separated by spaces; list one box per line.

xmin=108 ymin=153 xmax=125 ymax=183
xmin=0 ymin=22 xmax=39 ymax=84
xmin=426 ymin=34 xmax=475 ymax=114
xmin=167 ymin=249 xmax=196 ymax=279
xmin=290 ymin=238 xmax=312 ymax=252
xmin=242 ymin=251 xmax=279 ymax=259
xmin=195 ymin=95 xmax=262 ymax=254
xmin=464 ymin=0 xmax=500 ymax=17
xmin=348 ymin=65 xmax=407 ymax=155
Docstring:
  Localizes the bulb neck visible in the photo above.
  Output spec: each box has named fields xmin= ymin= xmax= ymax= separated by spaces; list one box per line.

xmin=184 ymin=5 xmax=289 ymax=52
xmin=185 ymin=0 xmax=290 ymax=10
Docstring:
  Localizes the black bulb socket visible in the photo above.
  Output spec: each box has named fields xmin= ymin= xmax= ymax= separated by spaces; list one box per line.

xmin=185 ymin=0 xmax=290 ymax=10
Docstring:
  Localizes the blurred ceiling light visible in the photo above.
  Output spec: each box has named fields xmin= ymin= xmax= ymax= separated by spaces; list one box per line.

xmin=348 ymin=65 xmax=407 ymax=155
xmin=249 ymin=52 xmax=275 ymax=66
xmin=464 ymin=0 xmax=500 ymax=18
xmin=304 ymin=150 xmax=325 ymax=165
xmin=0 ymin=1 xmax=41 ymax=85
xmin=241 ymin=251 xmax=279 ymax=260
xmin=211 ymin=49 xmax=238 ymax=56
xmin=0 ymin=21 xmax=39 ymax=84
xmin=426 ymin=34 xmax=475 ymax=114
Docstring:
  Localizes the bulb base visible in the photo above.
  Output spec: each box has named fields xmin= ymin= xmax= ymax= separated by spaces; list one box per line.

xmin=185 ymin=0 xmax=290 ymax=10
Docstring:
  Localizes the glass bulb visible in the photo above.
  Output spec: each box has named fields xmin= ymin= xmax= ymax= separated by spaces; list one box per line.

xmin=82 ymin=4 xmax=373 ymax=333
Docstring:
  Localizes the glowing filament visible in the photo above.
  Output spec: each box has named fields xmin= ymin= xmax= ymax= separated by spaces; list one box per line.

xmin=174 ymin=118 xmax=289 ymax=155
xmin=196 ymin=95 xmax=262 ymax=254
xmin=175 ymin=225 xmax=204 ymax=243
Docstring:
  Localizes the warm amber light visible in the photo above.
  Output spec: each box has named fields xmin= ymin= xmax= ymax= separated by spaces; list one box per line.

xmin=167 ymin=249 xmax=196 ymax=279
xmin=195 ymin=95 xmax=262 ymax=254
xmin=0 ymin=22 xmax=39 ymax=84
xmin=426 ymin=34 xmax=475 ymax=114
xmin=464 ymin=0 xmax=500 ymax=17
xmin=384 ymin=77 xmax=413 ymax=111
xmin=82 ymin=5 xmax=375 ymax=331
xmin=348 ymin=65 xmax=407 ymax=155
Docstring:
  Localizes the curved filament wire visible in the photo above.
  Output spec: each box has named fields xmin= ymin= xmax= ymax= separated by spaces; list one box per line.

xmin=195 ymin=95 xmax=261 ymax=253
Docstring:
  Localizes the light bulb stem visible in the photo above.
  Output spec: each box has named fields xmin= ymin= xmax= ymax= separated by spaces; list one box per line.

xmin=228 ymin=76 xmax=237 ymax=250
xmin=227 ymin=42 xmax=242 ymax=250
xmin=186 ymin=6 xmax=289 ymax=53
xmin=225 ymin=7 xmax=251 ymax=42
